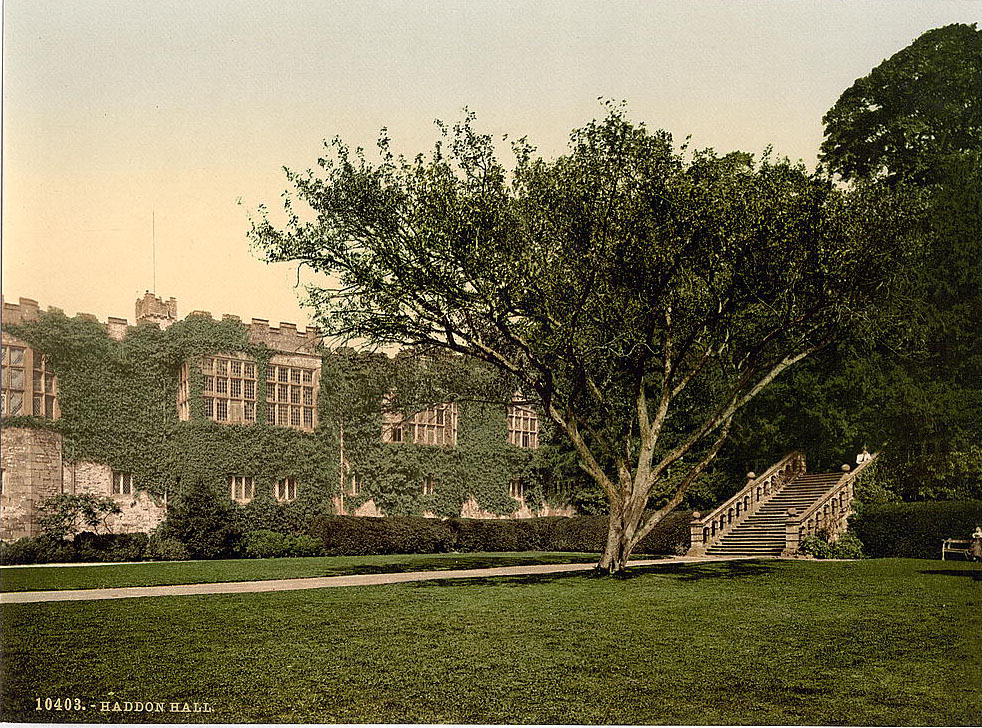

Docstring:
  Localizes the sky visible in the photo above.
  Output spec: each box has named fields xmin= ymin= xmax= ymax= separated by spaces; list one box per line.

xmin=2 ymin=0 xmax=980 ymax=328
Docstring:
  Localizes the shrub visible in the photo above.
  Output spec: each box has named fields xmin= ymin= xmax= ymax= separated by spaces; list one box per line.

xmin=830 ymin=531 xmax=866 ymax=559
xmin=143 ymin=532 xmax=190 ymax=561
xmin=798 ymin=534 xmax=833 ymax=559
xmin=851 ymin=500 xmax=982 ymax=558
xmin=243 ymin=530 xmax=289 ymax=558
xmin=0 ymin=536 xmax=75 ymax=565
xmin=309 ymin=512 xmax=692 ymax=556
xmin=797 ymin=531 xmax=865 ymax=560
xmin=242 ymin=530 xmax=326 ymax=559
xmin=72 ymin=532 xmax=149 ymax=562
xmin=160 ymin=479 xmax=242 ymax=559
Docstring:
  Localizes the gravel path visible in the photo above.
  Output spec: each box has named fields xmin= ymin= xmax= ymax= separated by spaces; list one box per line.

xmin=0 ymin=555 xmax=766 ymax=604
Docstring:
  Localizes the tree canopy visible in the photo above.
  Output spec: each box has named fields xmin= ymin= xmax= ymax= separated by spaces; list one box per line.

xmin=820 ymin=23 xmax=982 ymax=184
xmin=251 ymin=107 xmax=918 ymax=571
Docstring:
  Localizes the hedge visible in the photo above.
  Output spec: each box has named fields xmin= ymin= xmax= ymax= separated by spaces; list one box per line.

xmin=0 ymin=532 xmax=189 ymax=565
xmin=309 ymin=511 xmax=692 ymax=556
xmin=850 ymin=500 xmax=982 ymax=559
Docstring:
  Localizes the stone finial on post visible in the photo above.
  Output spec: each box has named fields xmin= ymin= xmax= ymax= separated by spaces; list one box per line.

xmin=783 ymin=507 xmax=800 ymax=556
xmin=688 ymin=511 xmax=706 ymax=556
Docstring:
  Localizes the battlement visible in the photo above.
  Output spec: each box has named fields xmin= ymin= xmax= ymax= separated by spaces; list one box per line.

xmin=135 ymin=292 xmax=178 ymax=329
xmin=2 ymin=293 xmax=322 ymax=355
xmin=248 ymin=318 xmax=321 ymax=355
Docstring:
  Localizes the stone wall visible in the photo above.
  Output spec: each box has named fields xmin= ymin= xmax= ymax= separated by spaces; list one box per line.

xmin=69 ymin=461 xmax=167 ymax=534
xmin=0 ymin=427 xmax=64 ymax=540
xmin=460 ymin=495 xmax=575 ymax=520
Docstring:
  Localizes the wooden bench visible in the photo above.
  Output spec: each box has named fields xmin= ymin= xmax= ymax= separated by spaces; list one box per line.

xmin=941 ymin=539 xmax=975 ymax=560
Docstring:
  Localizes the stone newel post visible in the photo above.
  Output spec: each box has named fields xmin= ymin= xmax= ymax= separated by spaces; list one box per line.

xmin=783 ymin=507 xmax=800 ymax=557
xmin=689 ymin=512 xmax=705 ymax=556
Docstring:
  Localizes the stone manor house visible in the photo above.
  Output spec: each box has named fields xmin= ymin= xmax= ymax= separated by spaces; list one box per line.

xmin=0 ymin=293 xmax=571 ymax=541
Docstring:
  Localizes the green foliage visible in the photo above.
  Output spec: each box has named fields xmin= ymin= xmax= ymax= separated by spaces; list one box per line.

xmin=309 ymin=512 xmax=691 ymax=556
xmin=251 ymin=105 xmax=919 ymax=570
xmin=850 ymin=500 xmax=982 ymax=558
xmin=161 ymin=480 xmax=243 ymax=559
xmin=241 ymin=530 xmax=324 ymax=558
xmin=821 ymin=23 xmax=982 ymax=184
xmin=0 ymin=533 xmax=162 ymax=565
xmin=36 ymin=493 xmax=122 ymax=540
xmin=3 ymin=306 xmax=544 ymax=526
xmin=142 ymin=531 xmax=190 ymax=561
xmin=798 ymin=531 xmax=865 ymax=560
xmin=798 ymin=534 xmax=833 ymax=559
xmin=0 ymin=536 xmax=75 ymax=565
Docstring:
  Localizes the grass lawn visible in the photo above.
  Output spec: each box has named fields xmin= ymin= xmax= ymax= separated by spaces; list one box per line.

xmin=0 ymin=551 xmax=608 ymax=593
xmin=1 ymin=558 xmax=979 ymax=725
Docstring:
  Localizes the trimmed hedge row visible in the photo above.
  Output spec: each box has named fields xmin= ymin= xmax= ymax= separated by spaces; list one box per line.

xmin=850 ymin=500 xmax=982 ymax=559
xmin=309 ymin=512 xmax=693 ymax=556
xmin=0 ymin=532 xmax=188 ymax=565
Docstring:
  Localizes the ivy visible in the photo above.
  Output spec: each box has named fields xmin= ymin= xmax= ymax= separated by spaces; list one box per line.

xmin=3 ymin=311 xmax=553 ymax=519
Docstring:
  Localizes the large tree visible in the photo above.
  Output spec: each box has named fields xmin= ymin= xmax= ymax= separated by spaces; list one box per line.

xmin=804 ymin=24 xmax=982 ymax=498
xmin=820 ymin=23 xmax=981 ymax=185
xmin=251 ymin=108 xmax=917 ymax=572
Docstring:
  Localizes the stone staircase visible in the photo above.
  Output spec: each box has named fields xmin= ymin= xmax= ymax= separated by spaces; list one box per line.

xmin=703 ymin=471 xmax=844 ymax=557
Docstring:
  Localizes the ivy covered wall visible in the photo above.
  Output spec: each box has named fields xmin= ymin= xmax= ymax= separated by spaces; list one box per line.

xmin=2 ymin=309 xmax=558 ymax=519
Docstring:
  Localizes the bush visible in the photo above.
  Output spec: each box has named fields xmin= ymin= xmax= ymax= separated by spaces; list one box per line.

xmin=0 ymin=533 xmax=163 ymax=565
xmin=160 ymin=479 xmax=242 ymax=559
xmin=242 ymin=530 xmax=325 ymax=559
xmin=830 ymin=531 xmax=866 ymax=559
xmin=143 ymin=531 xmax=190 ymax=561
xmin=798 ymin=534 xmax=833 ymax=559
xmin=0 ymin=536 xmax=75 ymax=565
xmin=72 ymin=532 xmax=149 ymax=562
xmin=851 ymin=500 xmax=982 ymax=558
xmin=309 ymin=512 xmax=692 ymax=557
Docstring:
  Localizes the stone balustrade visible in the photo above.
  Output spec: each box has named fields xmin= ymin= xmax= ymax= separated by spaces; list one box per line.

xmin=783 ymin=453 xmax=878 ymax=555
xmin=688 ymin=451 xmax=806 ymax=556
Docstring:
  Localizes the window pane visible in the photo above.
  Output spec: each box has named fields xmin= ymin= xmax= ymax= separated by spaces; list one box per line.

xmin=216 ymin=359 xmax=227 ymax=375
xmin=231 ymin=379 xmax=242 ymax=398
xmin=45 ymin=396 xmax=54 ymax=419
xmin=230 ymin=360 xmax=241 ymax=376
xmin=290 ymin=386 xmax=300 ymax=404
xmin=243 ymin=362 xmax=255 ymax=378
xmin=303 ymin=408 xmax=313 ymax=428
xmin=204 ymin=398 xmax=214 ymax=417
xmin=10 ymin=348 xmax=24 ymax=366
xmin=8 ymin=392 xmax=23 ymax=415
xmin=244 ymin=381 xmax=255 ymax=400
xmin=9 ymin=368 xmax=24 ymax=390
xmin=278 ymin=368 xmax=288 ymax=382
xmin=302 ymin=369 xmax=312 ymax=383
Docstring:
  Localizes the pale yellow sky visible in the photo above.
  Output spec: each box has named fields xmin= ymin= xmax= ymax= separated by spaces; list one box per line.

xmin=3 ymin=0 xmax=980 ymax=327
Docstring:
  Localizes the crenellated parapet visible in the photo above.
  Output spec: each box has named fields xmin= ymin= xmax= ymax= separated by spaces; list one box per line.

xmin=1 ymin=296 xmax=43 ymax=326
xmin=247 ymin=318 xmax=321 ymax=355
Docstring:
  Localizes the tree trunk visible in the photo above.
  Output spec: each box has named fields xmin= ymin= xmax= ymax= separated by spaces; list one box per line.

xmin=598 ymin=500 xmax=641 ymax=573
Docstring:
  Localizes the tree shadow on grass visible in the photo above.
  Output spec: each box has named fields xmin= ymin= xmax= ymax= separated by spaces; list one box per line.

xmin=406 ymin=559 xmax=781 ymax=589
xmin=919 ymin=568 xmax=982 ymax=582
